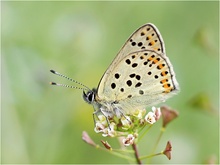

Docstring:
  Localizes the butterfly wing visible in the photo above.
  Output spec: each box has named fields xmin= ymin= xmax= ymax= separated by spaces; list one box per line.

xmin=118 ymin=23 xmax=166 ymax=57
xmin=103 ymin=23 xmax=166 ymax=75
xmin=96 ymin=50 xmax=179 ymax=113
xmin=96 ymin=23 xmax=179 ymax=114
xmin=97 ymin=23 xmax=166 ymax=95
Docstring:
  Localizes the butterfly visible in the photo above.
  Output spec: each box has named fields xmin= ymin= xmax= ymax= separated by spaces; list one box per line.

xmin=50 ymin=23 xmax=179 ymax=125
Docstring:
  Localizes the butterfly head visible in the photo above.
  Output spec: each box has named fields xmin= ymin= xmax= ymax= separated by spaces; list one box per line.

xmin=83 ymin=88 xmax=97 ymax=104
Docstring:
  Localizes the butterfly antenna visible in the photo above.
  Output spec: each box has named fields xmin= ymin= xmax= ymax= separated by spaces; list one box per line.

xmin=50 ymin=82 xmax=87 ymax=90
xmin=50 ymin=69 xmax=90 ymax=90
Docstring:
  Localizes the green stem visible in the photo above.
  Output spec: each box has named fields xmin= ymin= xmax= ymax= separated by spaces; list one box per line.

xmin=152 ymin=127 xmax=165 ymax=153
xmin=140 ymin=151 xmax=163 ymax=160
xmin=97 ymin=145 xmax=135 ymax=161
xmin=108 ymin=150 xmax=135 ymax=161
xmin=113 ymin=149 xmax=135 ymax=153
xmin=147 ymin=127 xmax=165 ymax=164
xmin=137 ymin=125 xmax=152 ymax=144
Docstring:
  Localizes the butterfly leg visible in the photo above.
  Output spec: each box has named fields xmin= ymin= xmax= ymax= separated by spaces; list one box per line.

xmin=93 ymin=109 xmax=112 ymax=130
xmin=100 ymin=109 xmax=113 ymax=130
xmin=92 ymin=112 xmax=97 ymax=127
xmin=113 ymin=107 xmax=132 ymax=124
xmin=104 ymin=116 xmax=111 ymax=130
xmin=122 ymin=113 xmax=132 ymax=125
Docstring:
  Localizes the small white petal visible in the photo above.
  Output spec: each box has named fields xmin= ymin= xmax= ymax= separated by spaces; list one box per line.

xmin=145 ymin=112 xmax=156 ymax=124
xmin=152 ymin=106 xmax=157 ymax=112
xmin=133 ymin=109 xmax=145 ymax=119
xmin=155 ymin=107 xmax=161 ymax=121
xmin=94 ymin=122 xmax=105 ymax=133
xmin=97 ymin=115 xmax=108 ymax=126
xmin=122 ymin=134 xmax=135 ymax=146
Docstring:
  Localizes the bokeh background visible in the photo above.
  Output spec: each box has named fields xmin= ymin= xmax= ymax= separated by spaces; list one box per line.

xmin=2 ymin=1 xmax=219 ymax=164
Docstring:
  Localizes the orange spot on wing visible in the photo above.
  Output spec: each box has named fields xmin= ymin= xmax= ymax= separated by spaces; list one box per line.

xmin=163 ymin=83 xmax=170 ymax=89
xmin=153 ymin=58 xmax=159 ymax=64
xmin=158 ymin=64 xmax=164 ymax=69
xmin=148 ymin=57 xmax=153 ymax=61
xmin=162 ymin=84 xmax=173 ymax=93
xmin=150 ymin=41 xmax=155 ymax=45
xmin=160 ymin=79 xmax=168 ymax=84
xmin=161 ymin=71 xmax=168 ymax=76
xmin=163 ymin=89 xmax=171 ymax=93
xmin=147 ymin=36 xmax=151 ymax=40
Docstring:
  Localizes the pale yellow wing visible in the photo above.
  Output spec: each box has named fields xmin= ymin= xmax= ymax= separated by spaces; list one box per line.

xmin=97 ymin=23 xmax=167 ymax=100
xmin=96 ymin=23 xmax=180 ymax=114
xmin=118 ymin=23 xmax=166 ymax=58
xmin=103 ymin=23 xmax=166 ymax=76
xmin=96 ymin=49 xmax=179 ymax=113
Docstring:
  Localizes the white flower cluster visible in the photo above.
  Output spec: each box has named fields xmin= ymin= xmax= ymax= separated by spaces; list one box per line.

xmin=94 ymin=115 xmax=116 ymax=137
xmin=94 ymin=107 xmax=161 ymax=146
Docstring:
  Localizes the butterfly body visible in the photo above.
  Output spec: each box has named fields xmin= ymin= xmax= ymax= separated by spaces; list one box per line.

xmin=83 ymin=88 xmax=123 ymax=119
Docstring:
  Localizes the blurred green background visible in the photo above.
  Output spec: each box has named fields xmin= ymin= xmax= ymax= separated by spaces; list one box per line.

xmin=2 ymin=1 xmax=219 ymax=164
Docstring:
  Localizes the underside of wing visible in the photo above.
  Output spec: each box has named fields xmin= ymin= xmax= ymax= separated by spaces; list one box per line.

xmin=97 ymin=23 xmax=166 ymax=97
xmin=105 ymin=23 xmax=165 ymax=75
xmin=118 ymin=23 xmax=166 ymax=58
xmin=97 ymin=50 xmax=179 ymax=113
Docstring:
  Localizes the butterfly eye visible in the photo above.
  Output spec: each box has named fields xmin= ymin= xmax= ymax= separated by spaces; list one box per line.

xmin=83 ymin=90 xmax=95 ymax=104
